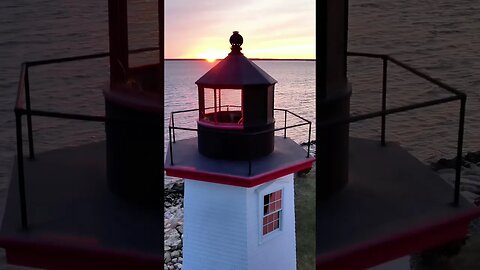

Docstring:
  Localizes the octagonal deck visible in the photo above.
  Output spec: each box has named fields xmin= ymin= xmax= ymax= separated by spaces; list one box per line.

xmin=317 ymin=137 xmax=480 ymax=269
xmin=0 ymin=141 xmax=162 ymax=270
xmin=165 ymin=136 xmax=315 ymax=187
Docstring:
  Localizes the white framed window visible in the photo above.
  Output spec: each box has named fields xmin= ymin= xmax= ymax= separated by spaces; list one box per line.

xmin=261 ymin=189 xmax=282 ymax=236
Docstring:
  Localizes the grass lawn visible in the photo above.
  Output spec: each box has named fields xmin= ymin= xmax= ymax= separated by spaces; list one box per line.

xmin=294 ymin=165 xmax=316 ymax=270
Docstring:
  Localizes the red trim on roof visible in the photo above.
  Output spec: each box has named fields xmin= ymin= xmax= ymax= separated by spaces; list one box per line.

xmin=316 ymin=208 xmax=480 ymax=270
xmin=165 ymin=158 xmax=315 ymax=187
xmin=0 ymin=237 xmax=162 ymax=270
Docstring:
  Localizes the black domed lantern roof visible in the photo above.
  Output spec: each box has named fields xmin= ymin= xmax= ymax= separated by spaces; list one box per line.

xmin=195 ymin=32 xmax=277 ymax=160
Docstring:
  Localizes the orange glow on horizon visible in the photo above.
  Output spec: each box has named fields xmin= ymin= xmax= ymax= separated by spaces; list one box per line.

xmin=184 ymin=39 xmax=314 ymax=60
xmin=197 ymin=49 xmax=226 ymax=62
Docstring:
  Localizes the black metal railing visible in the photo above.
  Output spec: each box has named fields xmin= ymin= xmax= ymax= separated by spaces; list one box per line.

xmin=13 ymin=47 xmax=159 ymax=230
xmin=168 ymin=107 xmax=313 ymax=176
xmin=344 ymin=52 xmax=465 ymax=207
xmin=13 ymin=50 xmax=466 ymax=231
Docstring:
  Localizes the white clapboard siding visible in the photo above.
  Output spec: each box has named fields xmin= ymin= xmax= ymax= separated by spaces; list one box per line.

xmin=183 ymin=174 xmax=296 ymax=270
xmin=247 ymin=174 xmax=297 ymax=270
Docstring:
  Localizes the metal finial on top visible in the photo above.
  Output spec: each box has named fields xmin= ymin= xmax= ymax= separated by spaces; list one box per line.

xmin=229 ymin=31 xmax=243 ymax=54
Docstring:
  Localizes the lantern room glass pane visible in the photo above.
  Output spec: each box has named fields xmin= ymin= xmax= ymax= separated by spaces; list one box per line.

xmin=204 ymin=88 xmax=216 ymax=115
xmin=219 ymin=89 xmax=242 ymax=111
xmin=201 ymin=88 xmax=243 ymax=125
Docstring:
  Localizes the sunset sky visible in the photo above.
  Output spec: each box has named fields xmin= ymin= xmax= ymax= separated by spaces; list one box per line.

xmin=165 ymin=0 xmax=315 ymax=60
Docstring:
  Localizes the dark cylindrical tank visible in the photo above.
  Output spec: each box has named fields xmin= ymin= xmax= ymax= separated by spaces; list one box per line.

xmin=197 ymin=122 xmax=274 ymax=160
xmin=103 ymin=64 xmax=162 ymax=206
xmin=317 ymin=84 xmax=351 ymax=199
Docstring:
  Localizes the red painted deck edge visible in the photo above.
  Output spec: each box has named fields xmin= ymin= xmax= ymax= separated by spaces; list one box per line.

xmin=0 ymin=237 xmax=163 ymax=270
xmin=316 ymin=208 xmax=480 ymax=270
xmin=165 ymin=157 xmax=315 ymax=187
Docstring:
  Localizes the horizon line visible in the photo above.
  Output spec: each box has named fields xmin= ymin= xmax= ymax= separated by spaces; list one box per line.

xmin=165 ymin=58 xmax=315 ymax=61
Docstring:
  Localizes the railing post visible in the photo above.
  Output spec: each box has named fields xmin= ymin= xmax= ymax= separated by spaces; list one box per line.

xmin=24 ymin=66 xmax=35 ymax=159
xmin=15 ymin=111 xmax=28 ymax=230
xmin=214 ymin=89 xmax=218 ymax=123
xmin=248 ymin=134 xmax=252 ymax=176
xmin=169 ymin=126 xmax=174 ymax=165
xmin=171 ymin=113 xmax=176 ymax=143
xmin=453 ymin=96 xmax=466 ymax=206
xmin=381 ymin=57 xmax=388 ymax=146
xmin=248 ymin=159 xmax=252 ymax=176
xmin=284 ymin=110 xmax=287 ymax=138
xmin=307 ymin=122 xmax=312 ymax=158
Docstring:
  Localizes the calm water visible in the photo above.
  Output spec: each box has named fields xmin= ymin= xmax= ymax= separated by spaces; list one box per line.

xmin=1 ymin=0 xmax=480 ymax=189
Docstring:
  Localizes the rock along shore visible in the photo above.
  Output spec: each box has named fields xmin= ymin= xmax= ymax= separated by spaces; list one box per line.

xmin=164 ymin=180 xmax=184 ymax=270
xmin=431 ymin=151 xmax=480 ymax=206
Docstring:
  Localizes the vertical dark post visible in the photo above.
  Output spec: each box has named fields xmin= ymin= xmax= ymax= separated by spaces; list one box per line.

xmin=169 ymin=126 xmax=174 ymax=165
xmin=316 ymin=0 xmax=351 ymax=198
xmin=198 ymin=87 xmax=205 ymax=118
xmin=15 ymin=111 xmax=28 ymax=230
xmin=381 ymin=57 xmax=388 ymax=146
xmin=214 ymin=89 xmax=218 ymax=123
xmin=307 ymin=122 xmax=312 ymax=158
xmin=158 ymin=0 xmax=163 ymax=66
xmin=454 ymin=96 xmax=466 ymax=206
xmin=171 ymin=113 xmax=176 ymax=143
xmin=218 ymin=89 xmax=222 ymax=111
xmin=158 ymin=0 xmax=165 ymax=261
xmin=24 ymin=67 xmax=35 ymax=160
xmin=317 ymin=0 xmax=352 ymax=259
xmin=248 ymin=135 xmax=252 ymax=176
xmin=248 ymin=159 xmax=252 ymax=176
xmin=284 ymin=110 xmax=287 ymax=138
xmin=108 ymin=0 xmax=129 ymax=84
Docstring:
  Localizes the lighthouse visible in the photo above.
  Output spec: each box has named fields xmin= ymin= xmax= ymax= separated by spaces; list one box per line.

xmin=165 ymin=31 xmax=315 ymax=270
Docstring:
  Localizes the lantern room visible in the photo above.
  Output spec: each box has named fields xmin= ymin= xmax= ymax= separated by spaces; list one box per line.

xmin=195 ymin=31 xmax=277 ymax=160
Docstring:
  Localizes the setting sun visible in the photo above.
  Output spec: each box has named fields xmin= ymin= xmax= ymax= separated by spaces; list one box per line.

xmin=198 ymin=50 xmax=226 ymax=63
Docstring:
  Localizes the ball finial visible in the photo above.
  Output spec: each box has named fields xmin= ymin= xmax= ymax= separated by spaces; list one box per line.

xmin=229 ymin=31 xmax=243 ymax=54
xmin=229 ymin=31 xmax=243 ymax=46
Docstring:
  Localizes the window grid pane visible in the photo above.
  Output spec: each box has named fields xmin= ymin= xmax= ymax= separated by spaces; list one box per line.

xmin=262 ymin=190 xmax=282 ymax=235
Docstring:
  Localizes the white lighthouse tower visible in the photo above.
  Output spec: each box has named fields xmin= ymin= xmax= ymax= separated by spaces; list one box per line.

xmin=165 ymin=31 xmax=314 ymax=270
